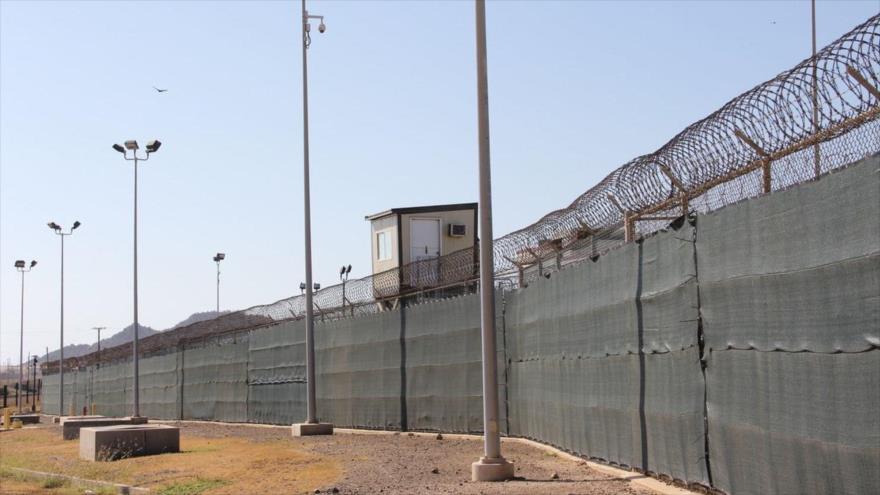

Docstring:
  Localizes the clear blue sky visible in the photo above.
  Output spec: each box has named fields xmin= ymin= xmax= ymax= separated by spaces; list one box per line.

xmin=1 ymin=0 xmax=877 ymax=364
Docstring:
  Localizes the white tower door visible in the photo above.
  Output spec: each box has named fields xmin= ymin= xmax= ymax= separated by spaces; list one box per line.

xmin=410 ymin=218 xmax=441 ymax=287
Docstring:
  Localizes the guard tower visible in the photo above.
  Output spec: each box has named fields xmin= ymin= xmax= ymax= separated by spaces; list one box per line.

xmin=365 ymin=203 xmax=477 ymax=304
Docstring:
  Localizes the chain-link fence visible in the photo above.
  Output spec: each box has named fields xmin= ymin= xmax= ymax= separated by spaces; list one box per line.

xmin=46 ymin=13 xmax=880 ymax=373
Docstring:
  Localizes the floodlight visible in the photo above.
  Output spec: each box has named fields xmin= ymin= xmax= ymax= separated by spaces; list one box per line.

xmin=145 ymin=140 xmax=162 ymax=153
xmin=313 ymin=283 xmax=321 ymax=291
xmin=72 ymin=221 xmax=81 ymax=230
xmin=300 ymin=282 xmax=307 ymax=291
xmin=346 ymin=265 xmax=352 ymax=274
xmin=15 ymin=260 xmax=25 ymax=268
xmin=216 ymin=253 xmax=225 ymax=260
xmin=30 ymin=261 xmax=37 ymax=268
xmin=113 ymin=144 xmax=125 ymax=153
xmin=340 ymin=266 xmax=345 ymax=276
xmin=47 ymin=222 xmax=61 ymax=231
xmin=124 ymin=140 xmax=139 ymax=151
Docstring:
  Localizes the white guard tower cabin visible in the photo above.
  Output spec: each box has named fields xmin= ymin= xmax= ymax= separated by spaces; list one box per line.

xmin=365 ymin=203 xmax=477 ymax=306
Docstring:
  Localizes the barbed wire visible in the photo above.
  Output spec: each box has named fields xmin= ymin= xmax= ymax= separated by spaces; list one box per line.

xmin=46 ymin=14 xmax=880 ymax=373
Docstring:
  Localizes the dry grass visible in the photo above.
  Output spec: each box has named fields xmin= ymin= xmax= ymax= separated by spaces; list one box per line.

xmin=0 ymin=466 xmax=117 ymax=495
xmin=0 ymin=427 xmax=341 ymax=494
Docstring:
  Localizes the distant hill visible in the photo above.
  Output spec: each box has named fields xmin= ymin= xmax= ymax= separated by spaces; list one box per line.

xmin=171 ymin=310 xmax=230 ymax=329
xmin=40 ymin=310 xmax=232 ymax=365
xmin=43 ymin=323 xmax=159 ymax=363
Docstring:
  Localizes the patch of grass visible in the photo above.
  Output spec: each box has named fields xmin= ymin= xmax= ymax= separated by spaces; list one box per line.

xmin=158 ymin=478 xmax=229 ymax=495
xmin=0 ymin=466 xmax=29 ymax=482
xmin=42 ymin=476 xmax=68 ymax=488
xmin=1 ymin=467 xmax=116 ymax=495
xmin=1 ymin=427 xmax=340 ymax=493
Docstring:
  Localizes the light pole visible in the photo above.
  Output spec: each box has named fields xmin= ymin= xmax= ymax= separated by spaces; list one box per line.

xmin=339 ymin=265 xmax=351 ymax=313
xmin=14 ymin=259 xmax=36 ymax=414
xmin=113 ymin=138 xmax=161 ymax=418
xmin=471 ymin=0 xmax=514 ymax=481
xmin=48 ymin=221 xmax=81 ymax=417
xmin=213 ymin=253 xmax=225 ymax=313
xmin=292 ymin=0 xmax=332 ymax=437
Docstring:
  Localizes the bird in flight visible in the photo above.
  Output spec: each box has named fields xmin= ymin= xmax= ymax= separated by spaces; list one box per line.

xmin=153 ymin=86 xmax=168 ymax=93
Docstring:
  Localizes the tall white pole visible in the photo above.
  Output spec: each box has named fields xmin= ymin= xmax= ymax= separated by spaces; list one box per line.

xmin=301 ymin=0 xmax=317 ymax=425
xmin=471 ymin=0 xmax=514 ymax=481
xmin=133 ymin=155 xmax=140 ymax=417
xmin=18 ymin=270 xmax=25 ymax=413
xmin=291 ymin=0 xmax=332 ymax=437
xmin=59 ymin=234 xmax=65 ymax=416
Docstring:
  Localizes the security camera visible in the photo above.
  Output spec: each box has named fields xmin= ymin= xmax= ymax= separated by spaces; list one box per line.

xmin=318 ymin=23 xmax=326 ymax=33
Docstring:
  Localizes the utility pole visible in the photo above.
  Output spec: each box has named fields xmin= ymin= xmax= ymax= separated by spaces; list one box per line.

xmin=31 ymin=355 xmax=37 ymax=412
xmin=470 ymin=0 xmax=514 ymax=482
xmin=213 ymin=253 xmax=225 ymax=313
xmin=291 ymin=0 xmax=333 ymax=437
xmin=113 ymin=139 xmax=161 ymax=418
xmin=48 ymin=221 xmax=81 ymax=416
xmin=14 ymin=259 xmax=37 ymax=414
xmin=92 ymin=327 xmax=105 ymax=369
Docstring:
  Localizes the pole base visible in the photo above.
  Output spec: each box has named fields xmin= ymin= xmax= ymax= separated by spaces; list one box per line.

xmin=291 ymin=422 xmax=334 ymax=436
xmin=471 ymin=456 xmax=515 ymax=481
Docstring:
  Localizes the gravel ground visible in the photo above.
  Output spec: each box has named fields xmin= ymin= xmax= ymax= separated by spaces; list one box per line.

xmin=173 ymin=422 xmax=657 ymax=495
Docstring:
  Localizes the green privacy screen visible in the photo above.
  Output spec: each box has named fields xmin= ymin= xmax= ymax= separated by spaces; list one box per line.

xmin=505 ymin=221 xmax=710 ymax=484
xmin=42 ymin=155 xmax=879 ymax=495
xmin=697 ymin=155 xmax=880 ymax=495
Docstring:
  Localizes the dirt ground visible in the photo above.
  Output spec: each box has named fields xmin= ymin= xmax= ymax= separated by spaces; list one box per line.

xmin=1 ymin=418 xmax=661 ymax=495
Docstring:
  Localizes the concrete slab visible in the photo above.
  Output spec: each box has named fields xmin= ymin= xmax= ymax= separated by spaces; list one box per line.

xmin=79 ymin=424 xmax=180 ymax=461
xmin=58 ymin=415 xmax=104 ymax=425
xmin=63 ymin=416 xmax=147 ymax=440
xmin=291 ymin=422 xmax=334 ymax=436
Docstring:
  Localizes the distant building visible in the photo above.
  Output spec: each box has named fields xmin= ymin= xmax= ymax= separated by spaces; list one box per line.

xmin=365 ymin=203 xmax=477 ymax=304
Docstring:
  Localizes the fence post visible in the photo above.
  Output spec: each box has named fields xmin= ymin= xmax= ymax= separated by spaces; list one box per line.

xmin=733 ymin=129 xmax=772 ymax=193
xmin=656 ymin=162 xmax=690 ymax=216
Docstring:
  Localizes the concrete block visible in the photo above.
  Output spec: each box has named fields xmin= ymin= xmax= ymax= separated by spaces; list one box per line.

xmin=79 ymin=424 xmax=180 ymax=461
xmin=291 ymin=422 xmax=334 ymax=436
xmin=471 ymin=456 xmax=515 ymax=481
xmin=63 ymin=416 xmax=147 ymax=440
xmin=10 ymin=414 xmax=40 ymax=425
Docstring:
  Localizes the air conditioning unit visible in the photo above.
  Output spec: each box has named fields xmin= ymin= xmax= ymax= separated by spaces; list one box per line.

xmin=448 ymin=224 xmax=467 ymax=237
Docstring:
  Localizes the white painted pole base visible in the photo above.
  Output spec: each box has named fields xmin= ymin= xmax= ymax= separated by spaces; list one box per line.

xmin=471 ymin=456 xmax=515 ymax=481
xmin=291 ymin=422 xmax=334 ymax=436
